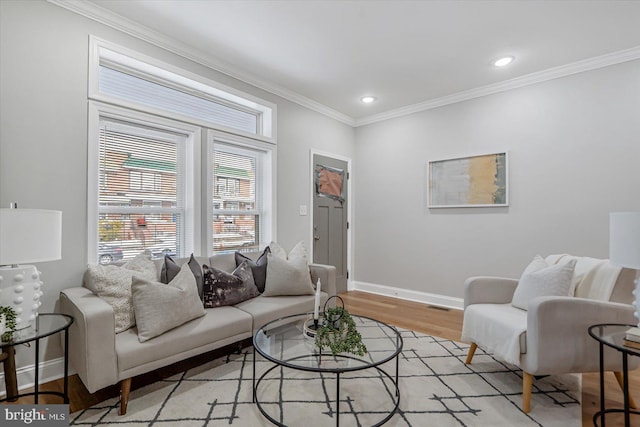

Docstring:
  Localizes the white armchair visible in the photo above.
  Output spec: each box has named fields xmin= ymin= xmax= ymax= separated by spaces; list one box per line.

xmin=461 ymin=254 xmax=639 ymax=413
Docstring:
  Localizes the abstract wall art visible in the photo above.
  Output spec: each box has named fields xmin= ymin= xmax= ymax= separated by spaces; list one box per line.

xmin=428 ymin=152 xmax=508 ymax=208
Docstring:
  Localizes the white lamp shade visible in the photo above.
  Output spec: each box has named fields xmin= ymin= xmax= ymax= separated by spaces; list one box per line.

xmin=610 ymin=212 xmax=640 ymax=270
xmin=0 ymin=208 xmax=62 ymax=265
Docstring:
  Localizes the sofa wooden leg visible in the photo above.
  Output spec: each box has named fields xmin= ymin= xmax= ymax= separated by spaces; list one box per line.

xmin=523 ymin=372 xmax=533 ymax=413
xmin=119 ymin=378 xmax=132 ymax=415
xmin=465 ymin=343 xmax=477 ymax=365
xmin=613 ymin=371 xmax=637 ymax=409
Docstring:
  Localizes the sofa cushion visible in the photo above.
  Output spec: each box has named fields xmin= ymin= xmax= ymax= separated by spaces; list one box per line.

xmin=511 ymin=257 xmax=577 ymax=310
xmin=262 ymin=253 xmax=315 ymax=297
xmin=207 ymin=252 xmax=238 ymax=273
xmin=234 ymin=292 xmax=328 ymax=333
xmin=84 ymin=253 xmax=156 ymax=333
xmin=132 ymin=262 xmax=206 ymax=342
xmin=115 ymin=306 xmax=253 ymax=373
xmin=235 ymin=247 xmax=270 ymax=293
xmin=461 ymin=303 xmax=527 ymax=365
xmin=202 ymin=261 xmax=260 ymax=308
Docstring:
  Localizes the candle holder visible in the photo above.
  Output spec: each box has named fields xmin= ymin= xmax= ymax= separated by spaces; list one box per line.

xmin=302 ymin=314 xmax=322 ymax=338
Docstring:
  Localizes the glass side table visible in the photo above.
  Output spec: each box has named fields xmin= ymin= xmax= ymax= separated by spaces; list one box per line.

xmin=0 ymin=313 xmax=74 ymax=403
xmin=588 ymin=323 xmax=640 ymax=427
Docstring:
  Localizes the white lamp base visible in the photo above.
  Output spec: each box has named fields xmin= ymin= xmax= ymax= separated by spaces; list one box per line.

xmin=0 ymin=265 xmax=43 ymax=330
xmin=633 ymin=277 xmax=640 ymax=329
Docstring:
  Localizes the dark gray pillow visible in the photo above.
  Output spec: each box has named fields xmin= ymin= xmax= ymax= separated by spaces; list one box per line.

xmin=161 ymin=254 xmax=204 ymax=301
xmin=235 ymin=247 xmax=270 ymax=293
xmin=202 ymin=261 xmax=259 ymax=308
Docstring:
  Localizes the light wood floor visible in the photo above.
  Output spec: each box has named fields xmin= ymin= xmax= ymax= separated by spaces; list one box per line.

xmin=4 ymin=290 xmax=639 ymax=427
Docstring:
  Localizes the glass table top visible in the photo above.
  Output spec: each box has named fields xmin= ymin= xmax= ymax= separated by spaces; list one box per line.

xmin=253 ymin=313 xmax=403 ymax=373
xmin=1 ymin=313 xmax=73 ymax=346
xmin=588 ymin=323 xmax=640 ymax=357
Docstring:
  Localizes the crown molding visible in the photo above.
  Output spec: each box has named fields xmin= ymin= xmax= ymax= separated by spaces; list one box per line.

xmin=47 ymin=0 xmax=355 ymax=127
xmin=355 ymin=46 xmax=640 ymax=127
xmin=48 ymin=0 xmax=639 ymax=130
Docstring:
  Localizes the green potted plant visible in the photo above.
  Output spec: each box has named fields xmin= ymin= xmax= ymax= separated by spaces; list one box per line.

xmin=0 ymin=306 xmax=17 ymax=342
xmin=315 ymin=304 xmax=367 ymax=357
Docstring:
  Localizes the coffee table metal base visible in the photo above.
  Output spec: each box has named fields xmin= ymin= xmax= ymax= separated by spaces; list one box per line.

xmin=253 ymin=350 xmax=400 ymax=427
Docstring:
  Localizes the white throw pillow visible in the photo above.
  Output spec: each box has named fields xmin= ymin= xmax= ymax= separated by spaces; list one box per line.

xmin=132 ymin=262 xmax=205 ymax=342
xmin=262 ymin=253 xmax=315 ymax=296
xmin=511 ymin=257 xmax=577 ymax=310
xmin=84 ymin=253 xmax=157 ymax=333
xmin=269 ymin=241 xmax=308 ymax=260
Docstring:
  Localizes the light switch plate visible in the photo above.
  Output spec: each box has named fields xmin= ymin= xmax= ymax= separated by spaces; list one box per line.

xmin=299 ymin=205 xmax=308 ymax=216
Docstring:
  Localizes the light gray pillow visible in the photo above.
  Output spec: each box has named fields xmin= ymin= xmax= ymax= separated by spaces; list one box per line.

xmin=511 ymin=257 xmax=577 ymax=310
xmin=161 ymin=254 xmax=204 ymax=301
xmin=269 ymin=240 xmax=308 ymax=260
xmin=262 ymin=253 xmax=315 ymax=297
xmin=132 ymin=262 xmax=205 ymax=342
xmin=84 ymin=253 xmax=157 ymax=333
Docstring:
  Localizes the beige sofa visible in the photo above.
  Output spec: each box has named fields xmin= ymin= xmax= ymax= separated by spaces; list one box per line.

xmin=59 ymin=251 xmax=335 ymax=414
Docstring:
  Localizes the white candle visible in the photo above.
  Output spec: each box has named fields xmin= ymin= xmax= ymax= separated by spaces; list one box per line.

xmin=313 ymin=278 xmax=322 ymax=320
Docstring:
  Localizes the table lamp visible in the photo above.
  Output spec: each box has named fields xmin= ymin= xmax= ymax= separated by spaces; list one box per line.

xmin=610 ymin=212 xmax=640 ymax=327
xmin=0 ymin=203 xmax=62 ymax=330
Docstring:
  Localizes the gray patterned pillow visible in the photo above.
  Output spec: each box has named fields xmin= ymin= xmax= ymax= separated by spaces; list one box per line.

xmin=202 ymin=261 xmax=260 ymax=308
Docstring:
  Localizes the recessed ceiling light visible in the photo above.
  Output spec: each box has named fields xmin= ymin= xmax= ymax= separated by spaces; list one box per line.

xmin=493 ymin=56 xmax=515 ymax=67
xmin=360 ymin=96 xmax=376 ymax=104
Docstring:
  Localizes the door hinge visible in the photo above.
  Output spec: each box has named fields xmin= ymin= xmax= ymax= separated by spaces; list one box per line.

xmin=347 ymin=270 xmax=349 ymax=279
xmin=346 ymin=221 xmax=349 ymax=229
xmin=347 ymin=172 xmax=350 ymax=180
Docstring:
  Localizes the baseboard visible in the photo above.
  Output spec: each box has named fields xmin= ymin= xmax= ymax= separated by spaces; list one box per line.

xmin=0 ymin=356 xmax=69 ymax=397
xmin=349 ymin=280 xmax=464 ymax=311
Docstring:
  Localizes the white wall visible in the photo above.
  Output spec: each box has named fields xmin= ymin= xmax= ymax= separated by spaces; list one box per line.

xmin=353 ymin=59 xmax=640 ymax=305
xmin=0 ymin=0 xmax=354 ymax=371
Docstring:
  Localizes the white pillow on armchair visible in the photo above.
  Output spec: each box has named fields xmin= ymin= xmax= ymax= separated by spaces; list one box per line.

xmin=511 ymin=256 xmax=577 ymax=310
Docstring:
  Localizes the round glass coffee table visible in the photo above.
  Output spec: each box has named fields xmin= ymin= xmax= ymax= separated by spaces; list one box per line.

xmin=253 ymin=313 xmax=403 ymax=427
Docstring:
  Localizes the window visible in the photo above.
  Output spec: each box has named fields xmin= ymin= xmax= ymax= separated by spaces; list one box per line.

xmin=88 ymin=39 xmax=276 ymax=263
xmin=99 ymin=66 xmax=260 ymax=135
xmin=209 ymin=134 xmax=273 ymax=254
xmin=130 ymin=171 xmax=162 ymax=191
xmin=93 ymin=113 xmax=194 ymax=262
xmin=90 ymin=36 xmax=275 ymax=140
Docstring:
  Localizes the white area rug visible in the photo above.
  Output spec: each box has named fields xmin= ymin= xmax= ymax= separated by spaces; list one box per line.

xmin=70 ymin=330 xmax=580 ymax=426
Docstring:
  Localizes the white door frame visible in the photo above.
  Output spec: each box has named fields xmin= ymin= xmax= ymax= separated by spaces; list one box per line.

xmin=309 ymin=149 xmax=353 ymax=291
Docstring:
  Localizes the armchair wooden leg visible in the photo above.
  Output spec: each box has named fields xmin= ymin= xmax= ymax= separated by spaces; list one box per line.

xmin=613 ymin=371 xmax=637 ymax=409
xmin=522 ymin=372 xmax=533 ymax=413
xmin=119 ymin=378 xmax=132 ymax=415
xmin=465 ymin=343 xmax=478 ymax=365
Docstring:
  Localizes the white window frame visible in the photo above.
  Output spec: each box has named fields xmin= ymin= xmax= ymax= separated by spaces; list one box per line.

xmin=88 ymin=36 xmax=277 ymax=143
xmin=207 ymin=130 xmax=276 ymax=255
xmin=87 ymin=38 xmax=278 ymax=261
xmin=88 ymin=101 xmax=201 ymax=263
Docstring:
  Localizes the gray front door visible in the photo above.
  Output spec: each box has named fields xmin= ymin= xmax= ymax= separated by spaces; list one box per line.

xmin=313 ymin=154 xmax=348 ymax=294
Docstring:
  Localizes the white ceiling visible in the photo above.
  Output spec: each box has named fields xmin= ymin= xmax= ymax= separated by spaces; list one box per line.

xmin=76 ymin=1 xmax=640 ymax=125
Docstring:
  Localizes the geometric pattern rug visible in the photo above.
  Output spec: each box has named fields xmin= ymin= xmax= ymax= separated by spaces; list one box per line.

xmin=70 ymin=329 xmax=580 ymax=427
